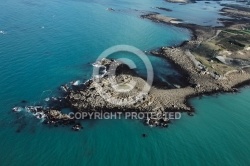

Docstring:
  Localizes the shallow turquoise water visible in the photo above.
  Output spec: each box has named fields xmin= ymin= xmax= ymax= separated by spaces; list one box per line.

xmin=1 ymin=89 xmax=250 ymax=166
xmin=0 ymin=0 xmax=250 ymax=165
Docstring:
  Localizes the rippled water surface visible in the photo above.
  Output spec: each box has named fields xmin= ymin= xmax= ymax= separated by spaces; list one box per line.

xmin=0 ymin=0 xmax=250 ymax=165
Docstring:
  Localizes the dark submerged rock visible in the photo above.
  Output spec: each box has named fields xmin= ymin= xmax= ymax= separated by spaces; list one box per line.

xmin=72 ymin=123 xmax=83 ymax=131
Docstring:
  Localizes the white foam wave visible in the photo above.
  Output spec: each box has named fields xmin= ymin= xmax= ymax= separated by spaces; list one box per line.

xmin=12 ymin=107 xmax=23 ymax=112
xmin=0 ymin=30 xmax=6 ymax=34
xmin=24 ymin=106 xmax=47 ymax=121
xmin=72 ymin=80 xmax=81 ymax=86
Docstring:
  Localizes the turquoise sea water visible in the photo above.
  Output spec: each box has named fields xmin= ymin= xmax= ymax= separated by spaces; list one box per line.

xmin=1 ymin=0 xmax=250 ymax=165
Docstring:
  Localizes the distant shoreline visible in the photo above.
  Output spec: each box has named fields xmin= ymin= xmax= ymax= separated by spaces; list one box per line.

xmin=141 ymin=4 xmax=250 ymax=113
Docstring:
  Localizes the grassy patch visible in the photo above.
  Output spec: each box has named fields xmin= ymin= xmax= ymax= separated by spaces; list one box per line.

xmin=224 ymin=29 xmax=250 ymax=35
xmin=193 ymin=53 xmax=235 ymax=75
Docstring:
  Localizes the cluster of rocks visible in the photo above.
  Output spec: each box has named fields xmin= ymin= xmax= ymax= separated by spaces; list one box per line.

xmin=13 ymin=106 xmax=45 ymax=119
xmin=72 ymin=123 xmax=83 ymax=131
xmin=12 ymin=86 xmax=85 ymax=130
xmin=45 ymin=109 xmax=73 ymax=125
xmin=155 ymin=7 xmax=172 ymax=12
xmin=65 ymin=59 xmax=155 ymax=112
xmin=12 ymin=105 xmax=77 ymax=127
xmin=144 ymin=117 xmax=170 ymax=127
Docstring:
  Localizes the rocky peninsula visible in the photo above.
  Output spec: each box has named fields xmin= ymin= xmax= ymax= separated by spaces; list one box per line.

xmin=12 ymin=3 xmax=250 ymax=130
